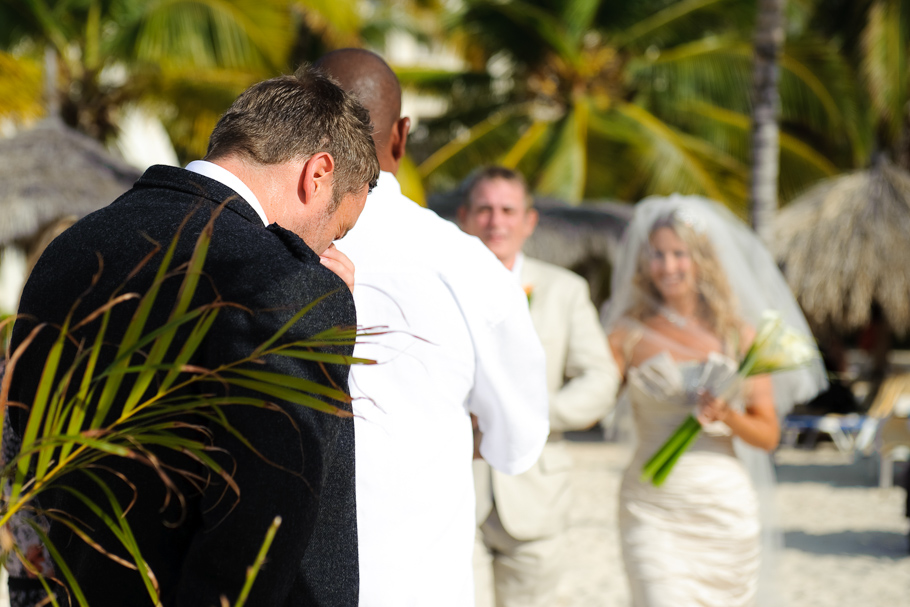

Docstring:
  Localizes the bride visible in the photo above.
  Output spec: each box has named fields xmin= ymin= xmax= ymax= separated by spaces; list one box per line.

xmin=603 ymin=195 xmax=826 ymax=606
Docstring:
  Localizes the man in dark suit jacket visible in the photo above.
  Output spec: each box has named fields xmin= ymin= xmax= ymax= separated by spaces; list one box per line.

xmin=7 ymin=66 xmax=379 ymax=607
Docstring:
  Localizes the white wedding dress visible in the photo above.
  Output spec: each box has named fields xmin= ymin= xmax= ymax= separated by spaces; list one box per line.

xmin=619 ymin=352 xmax=761 ymax=607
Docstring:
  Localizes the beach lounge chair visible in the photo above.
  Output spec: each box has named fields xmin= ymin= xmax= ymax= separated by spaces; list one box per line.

xmin=850 ymin=374 xmax=910 ymax=487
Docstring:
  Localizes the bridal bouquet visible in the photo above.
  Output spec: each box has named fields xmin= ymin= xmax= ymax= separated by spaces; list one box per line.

xmin=640 ymin=311 xmax=818 ymax=486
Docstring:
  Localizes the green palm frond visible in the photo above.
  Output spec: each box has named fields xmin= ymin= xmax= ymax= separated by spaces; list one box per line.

xmin=501 ymin=120 xmax=551 ymax=168
xmin=613 ymin=0 xmax=753 ymax=51
xmin=292 ymin=0 xmax=363 ymax=48
xmin=639 ymin=31 xmax=860 ymax=181
xmin=534 ymin=101 xmax=589 ymax=203
xmin=0 ymin=2 xmax=37 ymax=48
xmin=562 ymin=0 xmax=601 ymax=48
xmin=420 ymin=0 xmax=791 ymax=210
xmin=233 ymin=516 xmax=281 ymax=607
xmin=1 ymin=212 xmax=371 ymax=603
xmin=681 ymin=100 xmax=839 ymax=202
xmin=779 ymin=50 xmax=844 ymax=129
xmin=66 ymin=470 xmax=161 ymax=603
xmin=1 ymin=0 xmax=70 ymax=55
xmin=778 ymin=133 xmax=842 ymax=180
xmin=861 ymin=0 xmax=909 ymax=148
xmin=780 ymin=36 xmax=870 ymax=165
xmin=418 ymin=106 xmax=529 ymax=179
xmin=611 ymin=102 xmax=729 ymax=203
xmin=452 ymin=0 xmax=575 ymax=66
xmin=644 ymin=32 xmax=751 ymax=67
xmin=362 ymin=0 xmax=449 ymax=50
xmin=26 ymin=518 xmax=90 ymax=607
xmin=1 ymin=0 xmax=300 ymax=153
xmin=133 ymin=66 xmax=263 ymax=159
xmin=112 ymin=0 xmax=293 ymax=71
xmin=633 ymin=36 xmax=754 ymax=127
xmin=490 ymin=0 xmax=579 ymax=63
xmin=686 ymin=100 xmax=840 ymax=175
xmin=394 ymin=66 xmax=491 ymax=92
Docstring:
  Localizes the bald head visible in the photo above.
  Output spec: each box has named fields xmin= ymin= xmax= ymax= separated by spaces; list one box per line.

xmin=315 ymin=49 xmax=409 ymax=174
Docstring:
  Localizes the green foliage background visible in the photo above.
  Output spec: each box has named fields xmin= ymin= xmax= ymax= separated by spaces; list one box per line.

xmin=0 ymin=0 xmax=907 ymax=210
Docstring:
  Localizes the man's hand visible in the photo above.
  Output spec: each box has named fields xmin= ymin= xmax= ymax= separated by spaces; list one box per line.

xmin=471 ymin=413 xmax=484 ymax=460
xmin=320 ymin=244 xmax=355 ymax=293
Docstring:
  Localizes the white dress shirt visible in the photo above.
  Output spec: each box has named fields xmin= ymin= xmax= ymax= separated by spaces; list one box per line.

xmin=336 ymin=171 xmax=549 ymax=607
xmin=185 ymin=160 xmax=269 ymax=226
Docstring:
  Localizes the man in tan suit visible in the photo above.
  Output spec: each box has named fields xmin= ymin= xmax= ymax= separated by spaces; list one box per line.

xmin=458 ymin=166 xmax=619 ymax=607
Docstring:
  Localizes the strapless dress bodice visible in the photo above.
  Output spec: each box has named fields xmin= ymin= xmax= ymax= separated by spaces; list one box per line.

xmin=626 ymin=351 xmax=740 ymax=461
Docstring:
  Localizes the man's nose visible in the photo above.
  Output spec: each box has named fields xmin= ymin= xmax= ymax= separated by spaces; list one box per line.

xmin=488 ymin=208 xmax=504 ymax=228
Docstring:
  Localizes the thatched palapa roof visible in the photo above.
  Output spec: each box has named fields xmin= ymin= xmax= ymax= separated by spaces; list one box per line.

xmin=0 ymin=119 xmax=141 ymax=247
xmin=428 ymin=190 xmax=633 ymax=269
xmin=774 ymin=156 xmax=910 ymax=335
xmin=522 ymin=199 xmax=633 ymax=268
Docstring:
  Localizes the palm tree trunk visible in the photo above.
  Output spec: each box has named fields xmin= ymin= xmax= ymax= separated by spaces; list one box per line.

xmin=43 ymin=46 xmax=60 ymax=121
xmin=750 ymin=0 xmax=786 ymax=247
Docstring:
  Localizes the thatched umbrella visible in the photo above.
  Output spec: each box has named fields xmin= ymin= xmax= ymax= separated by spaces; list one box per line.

xmin=521 ymin=199 xmax=633 ymax=269
xmin=0 ymin=118 xmax=141 ymax=249
xmin=774 ymin=156 xmax=910 ymax=336
xmin=428 ymin=190 xmax=632 ymax=307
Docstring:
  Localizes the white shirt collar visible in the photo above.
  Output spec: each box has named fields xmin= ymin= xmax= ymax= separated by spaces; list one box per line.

xmin=185 ymin=160 xmax=270 ymax=226
xmin=509 ymin=252 xmax=525 ymax=282
xmin=375 ymin=170 xmax=400 ymax=195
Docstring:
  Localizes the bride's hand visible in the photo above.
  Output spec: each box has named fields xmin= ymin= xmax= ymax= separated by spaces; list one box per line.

xmin=696 ymin=389 xmax=730 ymax=425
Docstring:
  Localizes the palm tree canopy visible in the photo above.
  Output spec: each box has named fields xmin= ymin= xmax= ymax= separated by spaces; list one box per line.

xmin=774 ymin=156 xmax=910 ymax=335
xmin=807 ymin=0 xmax=910 ymax=169
xmin=0 ymin=0 xmax=300 ymax=159
xmin=407 ymin=0 xmax=860 ymax=212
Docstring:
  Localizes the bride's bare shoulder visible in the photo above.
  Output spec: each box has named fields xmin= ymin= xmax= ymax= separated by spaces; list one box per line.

xmin=608 ymin=316 xmax=651 ymax=374
xmin=608 ymin=316 xmax=654 ymax=347
xmin=737 ymin=322 xmax=757 ymax=355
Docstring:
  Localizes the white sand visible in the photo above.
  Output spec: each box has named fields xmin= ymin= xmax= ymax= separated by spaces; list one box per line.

xmin=3 ymin=441 xmax=906 ymax=606
xmin=554 ymin=438 xmax=910 ymax=606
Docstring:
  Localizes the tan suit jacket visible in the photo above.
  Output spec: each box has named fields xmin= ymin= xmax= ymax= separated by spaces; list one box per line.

xmin=475 ymin=257 xmax=619 ymax=540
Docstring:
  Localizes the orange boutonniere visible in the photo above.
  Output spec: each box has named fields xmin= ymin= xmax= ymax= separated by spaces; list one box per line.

xmin=523 ymin=284 xmax=534 ymax=306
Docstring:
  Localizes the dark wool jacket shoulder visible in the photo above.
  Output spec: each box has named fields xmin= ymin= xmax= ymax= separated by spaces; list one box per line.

xmin=8 ymin=165 xmax=358 ymax=607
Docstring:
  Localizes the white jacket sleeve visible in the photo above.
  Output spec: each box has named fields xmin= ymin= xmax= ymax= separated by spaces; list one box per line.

xmin=455 ymin=246 xmax=549 ymax=475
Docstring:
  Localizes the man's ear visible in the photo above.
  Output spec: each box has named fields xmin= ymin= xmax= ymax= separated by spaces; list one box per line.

xmin=299 ymin=152 xmax=335 ymax=205
xmin=389 ymin=117 xmax=411 ymax=163
xmin=456 ymin=204 xmax=467 ymax=227
xmin=525 ymin=207 xmax=539 ymax=235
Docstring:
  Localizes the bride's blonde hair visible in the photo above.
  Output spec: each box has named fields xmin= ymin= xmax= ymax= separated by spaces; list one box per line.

xmin=629 ymin=210 xmax=742 ymax=342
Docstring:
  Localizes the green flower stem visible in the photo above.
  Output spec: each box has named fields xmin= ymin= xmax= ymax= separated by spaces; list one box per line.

xmin=652 ymin=422 xmax=703 ymax=486
xmin=640 ymin=414 xmax=700 ymax=482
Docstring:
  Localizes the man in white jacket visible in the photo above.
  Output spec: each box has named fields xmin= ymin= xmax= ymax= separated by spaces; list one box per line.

xmin=315 ymin=50 xmax=549 ymax=607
